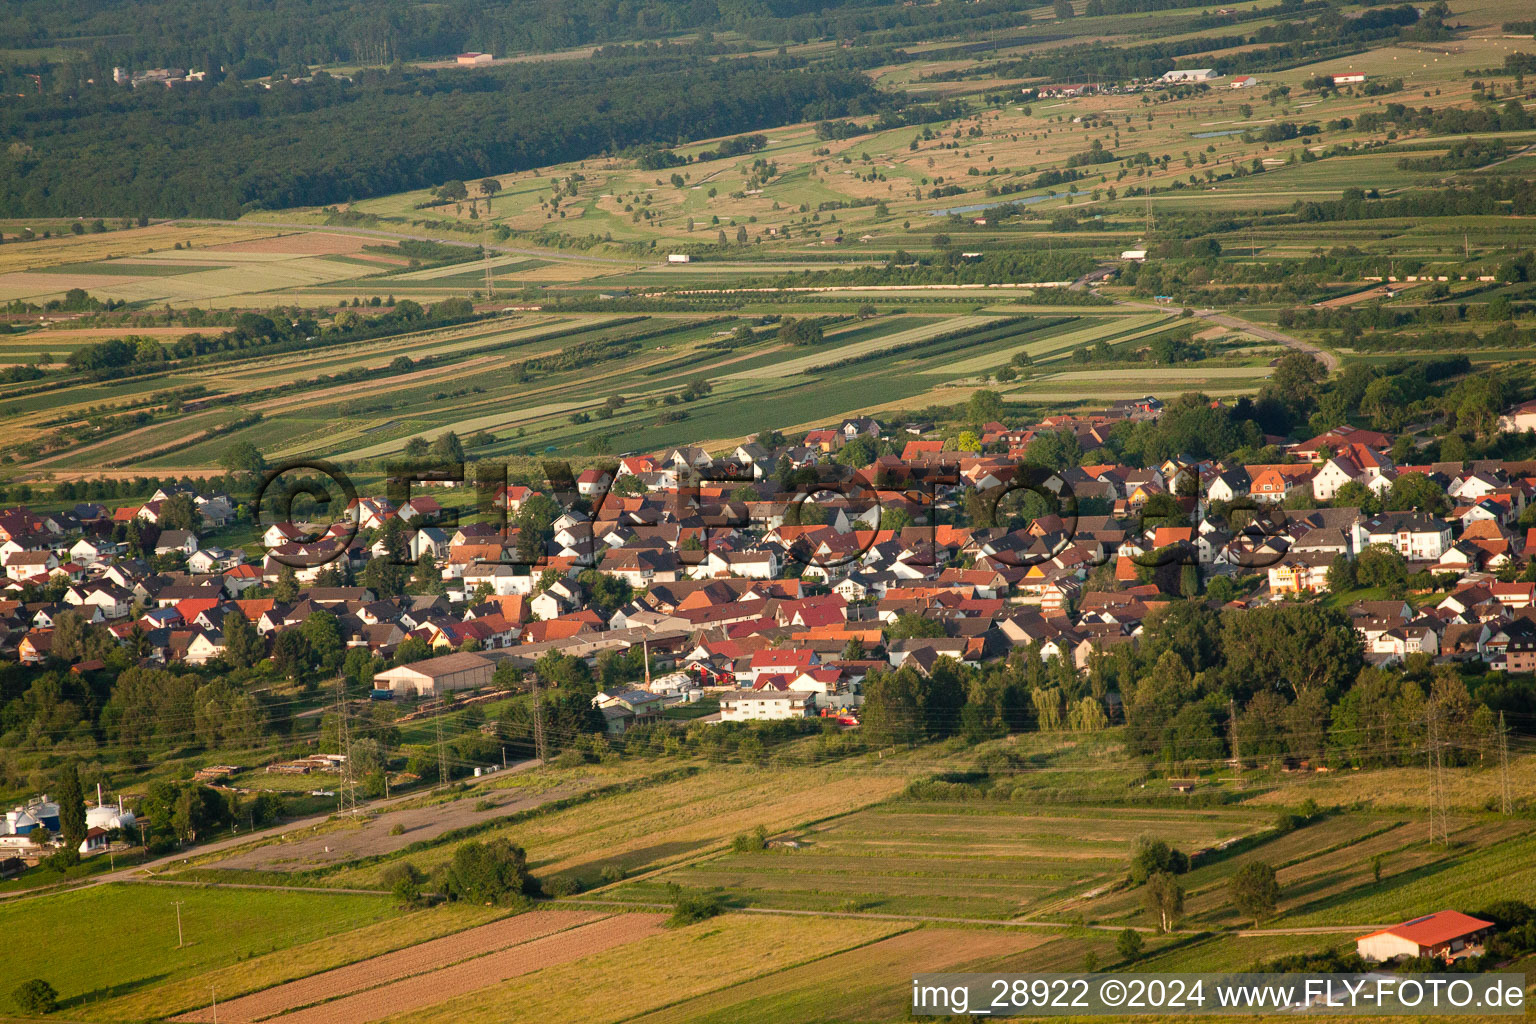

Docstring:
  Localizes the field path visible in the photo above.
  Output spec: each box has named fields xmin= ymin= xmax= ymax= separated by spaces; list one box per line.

xmin=246 ymin=913 xmax=666 ymax=1024
xmin=562 ymin=899 xmax=1392 ymax=938
xmin=173 ymin=909 xmax=605 ymax=1023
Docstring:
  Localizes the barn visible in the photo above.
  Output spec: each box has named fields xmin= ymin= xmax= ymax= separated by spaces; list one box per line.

xmin=374 ymin=652 xmax=494 ymax=697
xmin=1355 ymin=911 xmax=1494 ymax=963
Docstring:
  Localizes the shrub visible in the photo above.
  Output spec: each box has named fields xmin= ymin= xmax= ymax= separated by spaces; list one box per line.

xmin=1116 ymin=929 xmax=1143 ymax=961
xmin=668 ymin=890 xmax=724 ymax=927
xmin=731 ymin=825 xmax=768 ymax=853
xmin=542 ymin=875 xmax=582 ymax=898
xmin=382 ymin=861 xmax=426 ymax=908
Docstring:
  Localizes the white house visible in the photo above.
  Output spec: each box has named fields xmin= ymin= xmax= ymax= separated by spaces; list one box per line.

xmin=1498 ymin=399 xmax=1536 ymax=434
xmin=1352 ymin=514 xmax=1452 ymax=562
xmin=717 ymin=689 xmax=814 ymax=721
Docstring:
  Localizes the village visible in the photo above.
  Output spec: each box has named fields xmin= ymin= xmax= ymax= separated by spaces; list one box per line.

xmin=5 ymin=390 xmax=1536 ymax=729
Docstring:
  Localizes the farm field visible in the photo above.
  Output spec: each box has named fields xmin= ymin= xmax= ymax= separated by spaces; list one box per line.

xmin=376 ymin=912 xmax=910 ymax=1024
xmin=314 ymin=761 xmax=917 ymax=892
xmin=0 ymin=883 xmax=402 ymax=1017
xmin=603 ymin=801 xmax=1266 ymax=921
xmin=199 ymin=912 xmax=662 ymax=1024
xmin=625 ymin=927 xmax=1064 ymax=1024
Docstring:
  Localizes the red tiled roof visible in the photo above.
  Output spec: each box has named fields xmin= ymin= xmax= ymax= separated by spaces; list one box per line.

xmin=1357 ymin=911 xmax=1494 ymax=948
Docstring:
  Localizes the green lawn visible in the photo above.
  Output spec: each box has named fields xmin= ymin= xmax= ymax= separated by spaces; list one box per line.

xmin=0 ymin=883 xmax=397 ymax=1014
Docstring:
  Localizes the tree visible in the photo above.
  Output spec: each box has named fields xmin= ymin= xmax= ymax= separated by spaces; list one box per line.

xmin=1219 ymin=604 xmax=1361 ymax=700
xmin=1355 ymin=543 xmax=1407 ymax=589
xmin=966 ymin=389 xmax=1003 ymax=425
xmin=1386 ymin=471 xmax=1449 ymax=515
xmin=223 ymin=607 xmax=261 ymax=668
xmin=220 ymin=441 xmax=266 ymax=475
xmin=1143 ymin=870 xmax=1184 ymax=932
xmin=272 ymin=566 xmax=300 ymax=603
xmin=1325 ymin=553 xmax=1356 ymax=592
xmin=159 ymin=492 xmax=202 ymax=532
xmin=1055 ymin=0 xmax=1075 ymax=16
xmin=1069 ymin=697 xmax=1108 ymax=732
xmin=1129 ymin=835 xmax=1188 ymax=883
xmin=12 ymin=979 xmax=58 ymax=1015
xmin=300 ymin=610 xmax=344 ymax=671
xmin=1230 ymin=861 xmax=1280 ymax=925
xmin=444 ymin=838 xmax=532 ymax=905
xmin=479 ymin=177 xmax=501 ymax=211
xmin=1116 ymin=928 xmax=1144 ymax=961
xmin=429 ymin=431 xmax=465 ymax=463
xmin=56 ymin=762 xmax=87 ymax=853
xmin=777 ymin=318 xmax=823 ymax=346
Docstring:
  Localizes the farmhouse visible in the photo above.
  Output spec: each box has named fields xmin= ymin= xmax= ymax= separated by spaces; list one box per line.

xmin=373 ymin=652 xmax=494 ymax=697
xmin=456 ymin=52 xmax=493 ymax=65
xmin=1229 ymin=75 xmax=1258 ymax=88
xmin=1356 ymin=911 xmax=1494 ymax=963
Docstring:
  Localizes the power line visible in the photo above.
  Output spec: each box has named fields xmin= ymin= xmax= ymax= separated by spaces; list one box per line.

xmin=1500 ymin=710 xmax=1511 ymax=817
xmin=531 ymin=673 xmax=548 ymax=763
xmin=435 ymin=706 xmax=449 ymax=787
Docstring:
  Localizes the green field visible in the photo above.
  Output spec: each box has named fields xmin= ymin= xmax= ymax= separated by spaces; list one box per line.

xmin=0 ymin=883 xmax=399 ymax=1014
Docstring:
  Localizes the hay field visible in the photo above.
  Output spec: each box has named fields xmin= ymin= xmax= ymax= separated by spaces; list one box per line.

xmin=231 ymin=913 xmax=661 ymax=1024
xmin=0 ymin=223 xmax=278 ymax=274
xmin=628 ymin=927 xmax=1056 ymax=1024
xmin=378 ymin=913 xmax=907 ymax=1024
xmin=611 ymin=802 xmax=1263 ymax=921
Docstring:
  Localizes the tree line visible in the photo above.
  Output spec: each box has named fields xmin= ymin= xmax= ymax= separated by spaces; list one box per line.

xmin=0 ymin=57 xmax=890 ymax=217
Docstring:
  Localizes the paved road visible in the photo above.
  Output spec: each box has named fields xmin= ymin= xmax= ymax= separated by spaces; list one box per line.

xmin=1111 ymin=297 xmax=1340 ymax=373
xmin=165 ymin=218 xmax=640 ymax=266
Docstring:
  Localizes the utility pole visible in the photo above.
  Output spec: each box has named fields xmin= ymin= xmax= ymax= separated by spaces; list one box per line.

xmin=336 ymin=674 xmax=355 ymax=815
xmin=531 ymin=673 xmax=548 ymax=763
xmin=1427 ymin=709 xmax=1448 ymax=846
xmin=210 ymin=985 xmax=218 ymax=1024
xmin=1499 ymin=710 xmax=1511 ymax=816
xmin=1228 ymin=697 xmax=1243 ymax=789
xmin=481 ymin=221 xmax=494 ymax=300
xmin=435 ymin=705 xmax=449 ymax=788
xmin=172 ymin=900 xmax=185 ymax=948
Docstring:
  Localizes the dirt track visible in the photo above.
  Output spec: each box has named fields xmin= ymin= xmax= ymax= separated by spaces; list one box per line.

xmin=174 ymin=909 xmax=604 ymax=1023
xmin=208 ymin=764 xmax=571 ymax=873
xmin=247 ymin=913 xmax=666 ymax=1024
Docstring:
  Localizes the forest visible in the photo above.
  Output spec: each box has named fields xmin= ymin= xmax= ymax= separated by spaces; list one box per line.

xmin=0 ymin=57 xmax=890 ymax=217
xmin=0 ymin=0 xmax=1040 ymax=71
